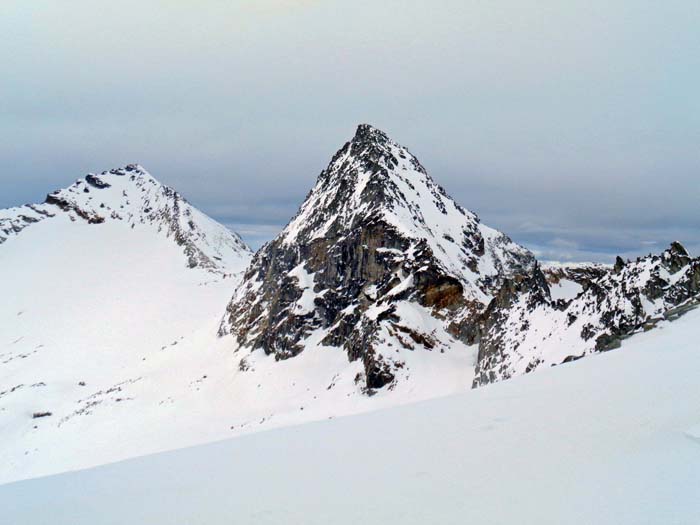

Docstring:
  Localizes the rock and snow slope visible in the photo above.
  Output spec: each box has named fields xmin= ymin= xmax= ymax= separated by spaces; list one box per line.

xmin=474 ymin=242 xmax=700 ymax=386
xmin=221 ymin=124 xmax=534 ymax=390
xmin=3 ymin=306 xmax=699 ymax=525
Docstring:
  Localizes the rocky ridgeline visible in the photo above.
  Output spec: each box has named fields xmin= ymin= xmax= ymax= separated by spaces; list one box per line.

xmin=473 ymin=242 xmax=700 ymax=386
xmin=0 ymin=164 xmax=250 ymax=273
xmin=220 ymin=124 xmax=534 ymax=390
xmin=541 ymin=261 xmax=611 ymax=290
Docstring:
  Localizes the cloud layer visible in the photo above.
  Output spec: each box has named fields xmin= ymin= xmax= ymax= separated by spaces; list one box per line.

xmin=2 ymin=0 xmax=698 ymax=261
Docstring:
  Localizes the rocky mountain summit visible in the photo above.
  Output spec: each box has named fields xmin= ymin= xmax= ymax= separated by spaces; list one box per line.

xmin=220 ymin=124 xmax=535 ymax=390
xmin=0 ymin=164 xmax=250 ymax=273
xmin=219 ymin=125 xmax=700 ymax=393
xmin=474 ymin=242 xmax=700 ymax=386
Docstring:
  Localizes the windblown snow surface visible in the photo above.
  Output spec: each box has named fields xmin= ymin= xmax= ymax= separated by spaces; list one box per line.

xmin=2 ymin=307 xmax=699 ymax=524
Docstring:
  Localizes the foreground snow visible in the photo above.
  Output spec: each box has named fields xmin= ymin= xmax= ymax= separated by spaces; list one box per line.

xmin=0 ymin=203 xmax=481 ymax=484
xmin=3 ymin=308 xmax=699 ymax=524
xmin=0 ymin=162 xmax=481 ymax=484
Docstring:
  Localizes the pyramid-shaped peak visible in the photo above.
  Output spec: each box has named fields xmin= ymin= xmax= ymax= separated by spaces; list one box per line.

xmin=220 ymin=127 xmax=535 ymax=391
xmin=339 ymin=124 xmax=415 ymax=171
xmin=281 ymin=125 xmax=447 ymax=246
xmin=269 ymin=125 xmax=532 ymax=296
xmin=329 ymin=124 xmax=422 ymax=177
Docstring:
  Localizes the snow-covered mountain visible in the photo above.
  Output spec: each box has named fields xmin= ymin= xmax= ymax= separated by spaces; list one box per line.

xmin=0 ymin=166 xmax=254 ymax=483
xmin=0 ymin=164 xmax=249 ymax=272
xmin=220 ymin=124 xmax=534 ymax=391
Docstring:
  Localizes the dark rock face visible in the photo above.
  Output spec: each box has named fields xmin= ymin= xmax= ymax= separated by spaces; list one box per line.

xmin=45 ymin=193 xmax=106 ymax=224
xmin=473 ymin=243 xmax=700 ymax=387
xmin=473 ymin=265 xmax=551 ymax=386
xmin=85 ymin=174 xmax=112 ymax=189
xmin=220 ymin=124 xmax=535 ymax=391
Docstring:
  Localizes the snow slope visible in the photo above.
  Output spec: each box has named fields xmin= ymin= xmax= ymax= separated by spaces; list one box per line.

xmin=0 ymin=166 xmax=257 ymax=483
xmin=0 ymin=196 xmax=477 ymax=484
xmin=3 ymin=306 xmax=699 ymax=524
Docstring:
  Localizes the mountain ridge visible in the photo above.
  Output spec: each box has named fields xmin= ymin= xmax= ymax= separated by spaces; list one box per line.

xmin=474 ymin=241 xmax=700 ymax=385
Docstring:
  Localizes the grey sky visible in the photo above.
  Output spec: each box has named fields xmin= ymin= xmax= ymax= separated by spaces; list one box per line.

xmin=2 ymin=1 xmax=699 ymax=261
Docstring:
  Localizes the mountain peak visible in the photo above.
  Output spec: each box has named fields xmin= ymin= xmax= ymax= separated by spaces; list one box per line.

xmin=220 ymin=127 xmax=534 ymax=390
xmin=48 ymin=164 xmax=157 ymax=202
xmin=277 ymin=126 xmax=532 ymax=290
xmin=353 ymin=123 xmax=390 ymax=142
xmin=282 ymin=126 xmax=438 ymax=247
xmin=79 ymin=163 xmax=148 ymax=188
xmin=1 ymin=164 xmax=251 ymax=272
xmin=325 ymin=124 xmax=421 ymax=183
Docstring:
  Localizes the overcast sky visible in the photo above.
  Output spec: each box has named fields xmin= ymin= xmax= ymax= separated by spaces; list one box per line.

xmin=2 ymin=1 xmax=699 ymax=261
